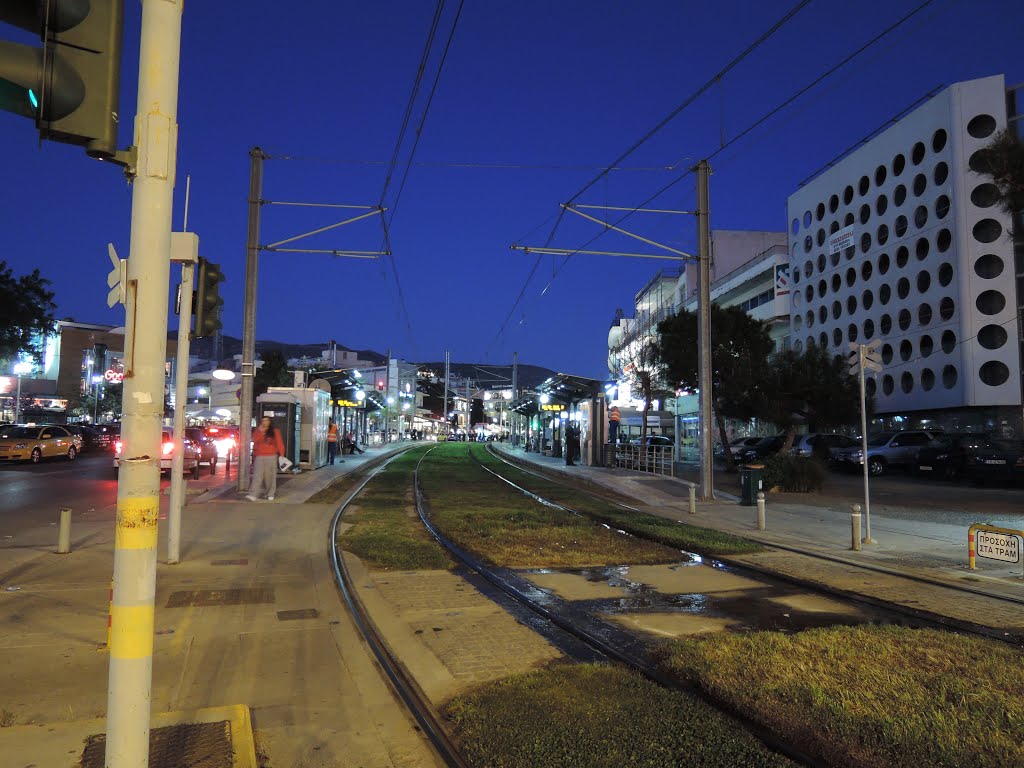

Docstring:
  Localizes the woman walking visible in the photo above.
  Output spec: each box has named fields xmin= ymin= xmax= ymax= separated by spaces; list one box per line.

xmin=248 ymin=415 xmax=285 ymax=502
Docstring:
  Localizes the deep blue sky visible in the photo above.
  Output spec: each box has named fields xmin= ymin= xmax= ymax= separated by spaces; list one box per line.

xmin=2 ymin=0 xmax=1021 ymax=380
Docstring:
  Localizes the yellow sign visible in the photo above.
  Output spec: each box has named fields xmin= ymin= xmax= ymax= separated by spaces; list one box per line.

xmin=335 ymin=399 xmax=360 ymax=407
xmin=540 ymin=404 xmax=563 ymax=411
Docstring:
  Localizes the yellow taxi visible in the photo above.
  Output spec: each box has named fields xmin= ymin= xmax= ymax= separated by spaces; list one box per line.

xmin=0 ymin=424 xmax=84 ymax=463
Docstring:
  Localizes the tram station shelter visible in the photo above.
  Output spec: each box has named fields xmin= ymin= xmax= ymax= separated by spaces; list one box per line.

xmin=510 ymin=373 xmax=603 ymax=465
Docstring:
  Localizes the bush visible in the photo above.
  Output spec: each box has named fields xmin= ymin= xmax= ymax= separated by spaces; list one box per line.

xmin=760 ymin=454 xmax=827 ymax=492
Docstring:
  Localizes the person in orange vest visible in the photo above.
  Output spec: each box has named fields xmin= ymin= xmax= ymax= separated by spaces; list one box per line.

xmin=327 ymin=418 xmax=339 ymax=465
xmin=608 ymin=404 xmax=621 ymax=445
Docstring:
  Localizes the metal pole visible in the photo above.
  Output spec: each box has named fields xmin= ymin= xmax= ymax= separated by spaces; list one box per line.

xmin=696 ymin=160 xmax=714 ymax=500
xmin=511 ymin=351 xmax=518 ymax=444
xmin=14 ymin=375 xmax=22 ymax=424
xmin=106 ymin=2 xmax=183 ymax=766
xmin=385 ymin=350 xmax=391 ymax=442
xmin=167 ymin=261 xmax=194 ymax=565
xmin=238 ymin=147 xmax=265 ymax=492
xmin=93 ymin=379 xmax=100 ymax=423
xmin=859 ymin=346 xmax=876 ymax=544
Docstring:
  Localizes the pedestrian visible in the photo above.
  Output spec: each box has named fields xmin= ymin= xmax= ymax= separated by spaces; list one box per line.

xmin=327 ymin=418 xmax=339 ymax=465
xmin=608 ymin=404 xmax=621 ymax=445
xmin=565 ymin=421 xmax=579 ymax=466
xmin=347 ymin=431 xmax=364 ymax=455
xmin=247 ymin=415 xmax=285 ymax=502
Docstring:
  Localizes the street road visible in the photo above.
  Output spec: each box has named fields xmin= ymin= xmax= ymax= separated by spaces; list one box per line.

xmin=0 ymin=453 xmax=235 ymax=541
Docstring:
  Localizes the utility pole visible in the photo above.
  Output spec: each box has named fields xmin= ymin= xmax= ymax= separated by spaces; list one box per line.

xmin=443 ymin=349 xmax=450 ymax=432
xmin=106 ymin=2 xmax=183 ymax=766
xmin=238 ymin=147 xmax=265 ymax=492
xmin=696 ymin=160 xmax=714 ymax=501
xmin=384 ymin=349 xmax=391 ymax=442
xmin=511 ymin=351 xmax=518 ymax=444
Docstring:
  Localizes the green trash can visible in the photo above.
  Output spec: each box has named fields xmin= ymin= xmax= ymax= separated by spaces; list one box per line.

xmin=739 ymin=464 xmax=764 ymax=506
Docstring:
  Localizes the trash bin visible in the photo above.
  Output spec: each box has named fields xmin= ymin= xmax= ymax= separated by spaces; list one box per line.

xmin=739 ymin=464 xmax=764 ymax=506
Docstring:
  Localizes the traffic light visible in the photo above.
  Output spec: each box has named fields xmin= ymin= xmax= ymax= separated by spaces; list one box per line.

xmin=193 ymin=257 xmax=223 ymax=338
xmin=0 ymin=0 xmax=124 ymax=159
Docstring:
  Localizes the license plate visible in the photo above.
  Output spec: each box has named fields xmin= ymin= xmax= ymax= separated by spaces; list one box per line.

xmin=985 ymin=459 xmax=1007 ymax=465
xmin=919 ymin=465 xmax=932 ymax=471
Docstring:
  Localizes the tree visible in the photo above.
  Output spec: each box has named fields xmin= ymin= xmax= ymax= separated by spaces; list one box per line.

xmin=974 ymin=129 xmax=1024 ymax=219
xmin=761 ymin=345 xmax=865 ymax=453
xmin=0 ymin=261 xmax=57 ymax=367
xmin=617 ymin=337 xmax=667 ymax=443
xmin=658 ymin=304 xmax=775 ymax=471
xmin=254 ymin=350 xmax=291 ymax=399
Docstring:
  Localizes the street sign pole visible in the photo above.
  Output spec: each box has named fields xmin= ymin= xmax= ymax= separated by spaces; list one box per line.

xmin=858 ymin=345 xmax=875 ymax=544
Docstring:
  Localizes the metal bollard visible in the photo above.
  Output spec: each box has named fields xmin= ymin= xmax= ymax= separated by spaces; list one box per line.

xmin=756 ymin=492 xmax=766 ymax=530
xmin=57 ymin=507 xmax=72 ymax=554
xmin=688 ymin=484 xmax=696 ymax=515
xmin=851 ymin=504 xmax=862 ymax=551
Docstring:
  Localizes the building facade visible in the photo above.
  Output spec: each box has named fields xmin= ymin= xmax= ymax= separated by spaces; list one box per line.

xmin=787 ymin=75 xmax=1021 ymax=435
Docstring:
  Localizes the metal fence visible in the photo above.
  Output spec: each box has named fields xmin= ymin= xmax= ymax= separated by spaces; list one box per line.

xmin=604 ymin=443 xmax=675 ymax=476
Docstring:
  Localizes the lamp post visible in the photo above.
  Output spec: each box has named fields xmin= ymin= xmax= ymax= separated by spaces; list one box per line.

xmin=12 ymin=361 xmax=31 ymax=424
xmin=92 ymin=375 xmax=104 ymax=423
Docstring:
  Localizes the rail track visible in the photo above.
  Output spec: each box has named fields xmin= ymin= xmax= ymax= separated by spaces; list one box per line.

xmin=328 ymin=442 xmax=1021 ymax=768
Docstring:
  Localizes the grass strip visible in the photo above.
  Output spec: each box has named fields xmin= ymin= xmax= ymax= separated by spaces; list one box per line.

xmin=653 ymin=625 xmax=1024 ymax=768
xmin=306 ymin=470 xmax=366 ymax=504
xmin=337 ymin=447 xmax=454 ymax=570
xmin=444 ymin=662 xmax=795 ymax=768
xmin=475 ymin=446 xmax=762 ymax=555
xmin=419 ymin=444 xmax=681 ymax=568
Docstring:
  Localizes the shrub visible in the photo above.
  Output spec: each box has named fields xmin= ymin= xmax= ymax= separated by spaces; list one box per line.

xmin=759 ymin=454 xmax=827 ymax=492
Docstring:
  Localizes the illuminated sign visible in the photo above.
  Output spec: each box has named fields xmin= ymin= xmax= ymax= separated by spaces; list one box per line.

xmin=104 ymin=369 xmax=124 ymax=384
xmin=335 ymin=399 xmax=360 ymax=407
xmin=540 ymin=404 xmax=563 ymax=411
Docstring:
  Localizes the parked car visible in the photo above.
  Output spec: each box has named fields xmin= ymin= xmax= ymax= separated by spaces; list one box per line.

xmin=913 ymin=433 xmax=999 ymax=481
xmin=629 ymin=435 xmax=674 ymax=447
xmin=738 ymin=435 xmax=786 ymax=463
xmin=965 ymin=441 xmax=1024 ymax=487
xmin=91 ymin=424 xmax=119 ymax=451
xmin=61 ymin=424 xmax=100 ymax=452
xmin=203 ymin=425 xmax=238 ymax=460
xmin=790 ymin=433 xmax=860 ymax=461
xmin=185 ymin=427 xmax=220 ymax=474
xmin=0 ymin=425 xmax=83 ymax=463
xmin=716 ymin=436 xmax=764 ymax=459
xmin=113 ymin=429 xmax=200 ymax=478
xmin=832 ymin=430 xmax=943 ymax=476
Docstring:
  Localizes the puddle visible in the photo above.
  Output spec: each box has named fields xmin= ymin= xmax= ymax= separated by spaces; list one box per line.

xmin=522 ymin=560 xmax=885 ymax=635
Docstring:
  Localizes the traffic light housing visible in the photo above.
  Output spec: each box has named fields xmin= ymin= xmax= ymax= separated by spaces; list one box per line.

xmin=193 ymin=257 xmax=224 ymax=338
xmin=0 ymin=0 xmax=124 ymax=159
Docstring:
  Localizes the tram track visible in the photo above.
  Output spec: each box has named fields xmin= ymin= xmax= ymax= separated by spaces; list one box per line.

xmin=328 ymin=442 xmax=1022 ymax=768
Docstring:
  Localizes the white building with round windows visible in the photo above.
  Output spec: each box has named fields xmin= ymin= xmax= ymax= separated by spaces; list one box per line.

xmin=787 ymin=75 xmax=1021 ymax=436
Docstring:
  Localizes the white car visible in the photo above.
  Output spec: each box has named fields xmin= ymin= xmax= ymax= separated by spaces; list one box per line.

xmin=113 ymin=429 xmax=201 ymax=478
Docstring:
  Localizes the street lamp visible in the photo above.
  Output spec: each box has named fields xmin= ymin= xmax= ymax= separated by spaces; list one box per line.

xmin=12 ymin=361 xmax=31 ymax=424
xmin=92 ymin=374 xmax=104 ymax=423
xmin=197 ymin=387 xmax=211 ymax=412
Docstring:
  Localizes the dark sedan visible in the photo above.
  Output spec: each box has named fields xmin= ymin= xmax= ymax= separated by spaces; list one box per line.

xmin=965 ymin=441 xmax=1024 ymax=487
xmin=913 ymin=433 xmax=999 ymax=481
xmin=738 ymin=435 xmax=786 ymax=463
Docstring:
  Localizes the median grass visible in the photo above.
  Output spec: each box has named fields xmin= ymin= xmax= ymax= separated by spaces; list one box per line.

xmin=653 ymin=624 xmax=1024 ymax=768
xmin=473 ymin=446 xmax=762 ymax=556
xmin=444 ymin=662 xmax=795 ymax=768
xmin=336 ymin=447 xmax=454 ymax=570
xmin=419 ymin=444 xmax=681 ymax=568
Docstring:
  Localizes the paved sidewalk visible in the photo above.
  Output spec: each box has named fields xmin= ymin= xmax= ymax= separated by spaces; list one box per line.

xmin=0 ymin=443 xmax=442 ymax=768
xmin=494 ymin=444 xmax=1024 ymax=633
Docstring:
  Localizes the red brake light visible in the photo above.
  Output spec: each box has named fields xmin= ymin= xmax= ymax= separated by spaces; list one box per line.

xmin=114 ymin=440 xmax=123 ymax=454
xmin=162 ymin=442 xmax=174 ymax=456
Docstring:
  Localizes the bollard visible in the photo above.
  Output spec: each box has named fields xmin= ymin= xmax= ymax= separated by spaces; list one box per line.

xmin=851 ymin=504 xmax=862 ymax=551
xmin=688 ymin=484 xmax=696 ymax=515
xmin=756 ymin=492 xmax=766 ymax=531
xmin=56 ymin=507 xmax=72 ymax=554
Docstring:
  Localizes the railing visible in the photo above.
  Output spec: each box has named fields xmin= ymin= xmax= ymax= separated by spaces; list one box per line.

xmin=605 ymin=443 xmax=675 ymax=476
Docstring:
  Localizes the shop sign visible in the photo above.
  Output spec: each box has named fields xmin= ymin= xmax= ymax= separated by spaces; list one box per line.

xmin=828 ymin=224 xmax=855 ymax=255
xmin=104 ymin=369 xmax=124 ymax=384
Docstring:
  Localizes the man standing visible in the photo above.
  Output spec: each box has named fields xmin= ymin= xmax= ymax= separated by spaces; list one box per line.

xmin=608 ymin=404 xmax=621 ymax=445
xmin=327 ymin=419 xmax=339 ymax=465
xmin=565 ymin=421 xmax=579 ymax=466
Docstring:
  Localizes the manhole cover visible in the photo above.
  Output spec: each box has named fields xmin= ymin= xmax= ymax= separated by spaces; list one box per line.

xmin=80 ymin=720 xmax=232 ymax=768
xmin=166 ymin=588 xmax=274 ymax=608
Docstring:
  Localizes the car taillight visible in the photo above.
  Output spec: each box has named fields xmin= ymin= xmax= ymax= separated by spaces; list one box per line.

xmin=162 ymin=442 xmax=174 ymax=456
xmin=115 ymin=440 xmax=122 ymax=454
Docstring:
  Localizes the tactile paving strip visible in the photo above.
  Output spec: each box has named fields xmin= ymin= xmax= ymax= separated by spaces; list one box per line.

xmin=80 ymin=720 xmax=233 ymax=768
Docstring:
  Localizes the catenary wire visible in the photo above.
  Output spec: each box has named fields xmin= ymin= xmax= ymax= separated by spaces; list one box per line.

xmin=489 ymin=0 xmax=942 ymax=350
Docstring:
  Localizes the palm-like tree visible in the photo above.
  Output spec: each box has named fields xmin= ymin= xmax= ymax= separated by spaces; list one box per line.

xmin=976 ymin=129 xmax=1024 ymax=220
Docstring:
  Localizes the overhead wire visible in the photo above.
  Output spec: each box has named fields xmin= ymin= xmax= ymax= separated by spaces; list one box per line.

xmin=489 ymin=0 xmax=942 ymax=349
